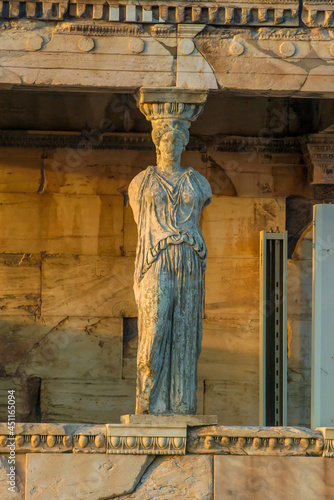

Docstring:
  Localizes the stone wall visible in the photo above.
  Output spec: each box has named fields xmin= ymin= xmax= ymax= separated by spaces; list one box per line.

xmin=0 ymin=142 xmax=313 ymax=426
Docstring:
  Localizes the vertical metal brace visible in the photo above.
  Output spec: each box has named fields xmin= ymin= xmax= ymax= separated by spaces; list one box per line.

xmin=259 ymin=230 xmax=288 ymax=426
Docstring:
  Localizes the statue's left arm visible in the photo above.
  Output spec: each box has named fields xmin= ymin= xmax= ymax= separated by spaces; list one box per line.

xmin=195 ymin=171 xmax=212 ymax=211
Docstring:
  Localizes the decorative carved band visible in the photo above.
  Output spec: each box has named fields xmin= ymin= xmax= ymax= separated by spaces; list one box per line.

xmin=107 ymin=424 xmax=187 ymax=455
xmin=2 ymin=0 xmax=334 ymax=28
xmin=107 ymin=435 xmax=186 ymax=455
xmin=0 ymin=423 xmax=333 ymax=456
xmin=0 ymin=131 xmax=156 ymax=151
xmin=0 ymin=0 xmax=299 ymax=27
xmin=0 ymin=1 xmax=68 ymax=20
xmin=187 ymin=426 xmax=325 ymax=456
xmin=0 ymin=131 xmax=302 ymax=154
xmin=0 ymin=423 xmax=107 ymax=454
xmin=214 ymin=137 xmax=301 ymax=154
xmin=302 ymin=3 xmax=334 ymax=27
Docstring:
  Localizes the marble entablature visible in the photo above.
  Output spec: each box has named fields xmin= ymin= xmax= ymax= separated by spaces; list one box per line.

xmin=0 ymin=20 xmax=333 ymax=96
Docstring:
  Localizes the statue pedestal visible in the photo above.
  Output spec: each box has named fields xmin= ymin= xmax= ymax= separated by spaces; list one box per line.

xmin=121 ymin=414 xmax=218 ymax=427
xmin=107 ymin=415 xmax=218 ymax=455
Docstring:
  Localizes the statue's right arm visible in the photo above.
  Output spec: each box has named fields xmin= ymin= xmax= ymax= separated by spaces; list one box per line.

xmin=128 ymin=170 xmax=146 ymax=225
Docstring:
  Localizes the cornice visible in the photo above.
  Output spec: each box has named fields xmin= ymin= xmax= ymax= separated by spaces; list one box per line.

xmin=0 ymin=0 xmax=299 ymax=27
xmin=1 ymin=1 xmax=334 ymax=28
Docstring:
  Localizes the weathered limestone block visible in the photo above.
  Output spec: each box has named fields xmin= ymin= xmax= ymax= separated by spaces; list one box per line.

xmin=208 ymin=149 xmax=308 ymax=198
xmin=44 ymin=149 xmax=151 ymax=195
xmin=188 ymin=426 xmax=323 ymax=456
xmin=201 ymin=196 xmax=286 ymax=259
xmin=122 ymin=455 xmax=213 ymax=500
xmin=287 ymin=369 xmax=311 ymax=428
xmin=204 ymin=379 xmax=258 ymax=426
xmin=41 ymin=255 xmax=137 ymax=317
xmin=0 ymin=148 xmax=43 ymax=193
xmin=20 ymin=317 xmax=123 ymax=380
xmin=198 ymin=318 xmax=259 ymax=381
xmin=0 ymin=377 xmax=40 ymax=422
xmin=25 ymin=454 xmax=153 ymax=499
xmin=214 ymin=456 xmax=334 ymax=499
xmin=205 ymin=258 xmax=260 ymax=321
xmin=0 ymin=254 xmax=41 ymax=317
xmin=0 ymin=455 xmax=25 ymax=500
xmin=0 ymin=317 xmax=50 ymax=376
xmin=287 ymin=259 xmax=312 ymax=320
xmin=177 ymin=25 xmax=218 ymax=89
xmin=288 ymin=319 xmax=312 ymax=370
xmin=0 ymin=24 xmax=175 ymax=88
xmin=40 ymin=379 xmax=135 ymax=423
xmin=195 ymin=28 xmax=334 ymax=96
xmin=0 ymin=317 xmax=123 ymax=381
xmin=0 ymin=193 xmax=123 ymax=255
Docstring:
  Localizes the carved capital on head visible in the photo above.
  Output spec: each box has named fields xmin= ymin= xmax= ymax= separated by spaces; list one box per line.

xmin=136 ymin=87 xmax=208 ymax=153
xmin=136 ymin=87 xmax=208 ymax=121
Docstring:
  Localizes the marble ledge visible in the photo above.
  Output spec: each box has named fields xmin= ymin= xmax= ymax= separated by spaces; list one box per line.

xmin=0 ymin=423 xmax=333 ymax=457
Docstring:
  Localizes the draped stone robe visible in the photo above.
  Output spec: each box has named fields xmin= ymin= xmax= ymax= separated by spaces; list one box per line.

xmin=129 ymin=165 xmax=212 ymax=414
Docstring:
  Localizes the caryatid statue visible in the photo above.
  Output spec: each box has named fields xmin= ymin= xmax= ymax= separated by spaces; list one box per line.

xmin=128 ymin=89 xmax=212 ymax=415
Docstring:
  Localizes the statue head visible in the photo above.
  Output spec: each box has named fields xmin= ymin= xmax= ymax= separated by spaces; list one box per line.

xmin=151 ymin=119 xmax=190 ymax=162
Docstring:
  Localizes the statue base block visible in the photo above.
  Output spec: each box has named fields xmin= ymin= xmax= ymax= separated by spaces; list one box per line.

xmin=121 ymin=414 xmax=218 ymax=427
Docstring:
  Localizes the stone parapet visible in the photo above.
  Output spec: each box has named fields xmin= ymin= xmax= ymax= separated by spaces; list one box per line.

xmin=1 ymin=424 xmax=333 ymax=499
